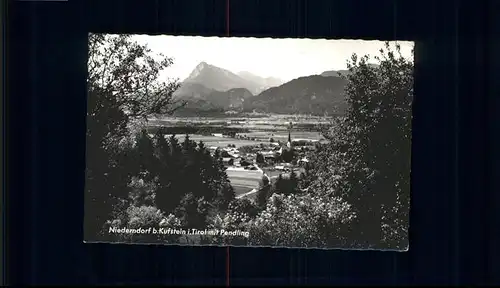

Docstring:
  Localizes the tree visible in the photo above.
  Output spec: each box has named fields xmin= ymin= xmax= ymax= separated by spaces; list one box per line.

xmin=287 ymin=169 xmax=299 ymax=195
xmin=272 ymin=174 xmax=286 ymax=195
xmin=256 ymin=175 xmax=271 ymax=208
xmin=176 ymin=193 xmax=210 ymax=229
xmin=85 ymin=34 xmax=182 ymax=237
xmin=210 ymin=151 xmax=235 ymax=210
xmin=313 ymin=42 xmax=413 ymax=249
xmin=281 ymin=149 xmax=294 ymax=163
xmin=134 ymin=129 xmax=159 ymax=182
xmin=153 ymin=132 xmax=183 ymax=214
xmin=256 ymin=153 xmax=265 ymax=164
xmin=87 ymin=34 xmax=183 ymax=119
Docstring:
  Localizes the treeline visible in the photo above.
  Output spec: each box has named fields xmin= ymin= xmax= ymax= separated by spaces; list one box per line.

xmin=145 ymin=126 xmax=250 ymax=136
xmin=100 ymin=128 xmax=313 ymax=244
xmin=101 ymin=130 xmax=236 ymax=242
xmin=173 ymin=108 xmax=227 ymax=117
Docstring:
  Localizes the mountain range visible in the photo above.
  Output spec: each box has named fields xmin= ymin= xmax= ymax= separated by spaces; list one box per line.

xmin=173 ymin=62 xmax=352 ymax=116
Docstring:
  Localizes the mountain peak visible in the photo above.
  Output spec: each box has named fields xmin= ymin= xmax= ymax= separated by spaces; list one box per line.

xmin=197 ymin=61 xmax=209 ymax=68
xmin=187 ymin=62 xmax=212 ymax=80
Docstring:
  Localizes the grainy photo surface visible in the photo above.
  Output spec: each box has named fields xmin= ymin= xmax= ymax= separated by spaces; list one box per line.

xmin=84 ymin=34 xmax=414 ymax=250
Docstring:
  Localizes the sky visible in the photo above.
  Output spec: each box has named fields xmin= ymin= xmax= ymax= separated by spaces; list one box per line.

xmin=131 ymin=35 xmax=414 ymax=83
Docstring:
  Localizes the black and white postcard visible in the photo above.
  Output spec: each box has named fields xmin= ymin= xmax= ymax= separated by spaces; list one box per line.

xmin=84 ymin=34 xmax=414 ymax=250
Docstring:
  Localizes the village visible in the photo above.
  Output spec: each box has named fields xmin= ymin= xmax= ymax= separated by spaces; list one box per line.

xmin=207 ymin=129 xmax=316 ymax=199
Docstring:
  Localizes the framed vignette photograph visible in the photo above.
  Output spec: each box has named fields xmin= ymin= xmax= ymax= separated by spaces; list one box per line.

xmin=6 ymin=0 xmax=493 ymax=285
xmin=84 ymin=34 xmax=414 ymax=252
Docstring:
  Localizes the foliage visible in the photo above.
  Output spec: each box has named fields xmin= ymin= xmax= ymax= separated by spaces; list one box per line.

xmin=128 ymin=177 xmax=156 ymax=207
xmin=280 ymin=149 xmax=295 ymax=163
xmin=209 ymin=193 xmax=355 ymax=247
xmin=130 ymin=131 xmax=235 ymax=216
xmin=256 ymin=152 xmax=265 ymax=164
xmin=271 ymin=173 xmax=300 ymax=196
xmin=312 ymin=42 xmax=413 ymax=249
xmin=104 ymin=205 xmax=183 ymax=243
xmin=87 ymin=34 xmax=182 ymax=118
xmin=176 ymin=193 xmax=211 ymax=229
xmin=85 ymin=34 xmax=181 ymax=236
xmin=227 ymin=198 xmax=260 ymax=218
xmin=256 ymin=175 xmax=272 ymax=208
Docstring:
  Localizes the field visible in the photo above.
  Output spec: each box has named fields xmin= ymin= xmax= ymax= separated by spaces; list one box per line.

xmin=148 ymin=114 xmax=325 ymax=195
xmin=148 ymin=114 xmax=328 ymax=148
xmin=236 ymin=130 xmax=323 ymax=142
xmin=226 ymin=168 xmax=263 ymax=196
xmin=166 ymin=134 xmax=263 ymax=148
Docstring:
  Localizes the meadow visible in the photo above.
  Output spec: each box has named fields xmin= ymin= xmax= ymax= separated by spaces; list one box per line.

xmin=226 ymin=168 xmax=264 ymax=196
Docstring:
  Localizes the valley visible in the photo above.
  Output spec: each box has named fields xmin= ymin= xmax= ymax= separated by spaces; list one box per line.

xmin=148 ymin=114 xmax=330 ymax=197
xmin=159 ymin=61 xmax=347 ymax=197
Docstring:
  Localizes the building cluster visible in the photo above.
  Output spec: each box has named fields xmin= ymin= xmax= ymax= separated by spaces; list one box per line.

xmin=208 ymin=130 xmax=314 ymax=173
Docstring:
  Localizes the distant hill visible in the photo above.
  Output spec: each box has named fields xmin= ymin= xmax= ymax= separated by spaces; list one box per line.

xmin=242 ymin=75 xmax=348 ymax=116
xmin=237 ymin=71 xmax=283 ymax=93
xmin=173 ymin=82 xmax=216 ymax=100
xmin=205 ymin=88 xmax=253 ymax=110
xmin=181 ymin=62 xmax=263 ymax=95
xmin=172 ymin=98 xmax=225 ymax=117
xmin=321 ymin=64 xmax=380 ymax=78
xmin=321 ymin=70 xmax=350 ymax=77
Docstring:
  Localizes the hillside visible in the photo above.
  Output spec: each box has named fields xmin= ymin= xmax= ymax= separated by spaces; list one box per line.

xmin=242 ymin=75 xmax=348 ymax=116
xmin=321 ymin=64 xmax=380 ymax=78
xmin=173 ymin=82 xmax=215 ymax=100
xmin=205 ymin=88 xmax=253 ymax=110
xmin=182 ymin=62 xmax=262 ymax=95
xmin=321 ymin=70 xmax=350 ymax=77
xmin=172 ymin=98 xmax=225 ymax=117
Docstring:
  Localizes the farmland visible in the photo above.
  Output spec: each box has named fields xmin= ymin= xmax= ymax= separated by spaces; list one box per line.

xmin=147 ymin=113 xmax=329 ymax=147
xmin=150 ymin=134 xmax=263 ymax=148
xmin=147 ymin=113 xmax=329 ymax=196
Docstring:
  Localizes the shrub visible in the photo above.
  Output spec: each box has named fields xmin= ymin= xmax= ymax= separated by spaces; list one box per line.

xmin=128 ymin=177 xmax=156 ymax=207
xmin=206 ymin=192 xmax=355 ymax=248
xmin=246 ymin=193 xmax=355 ymax=248
xmin=105 ymin=205 xmax=183 ymax=243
